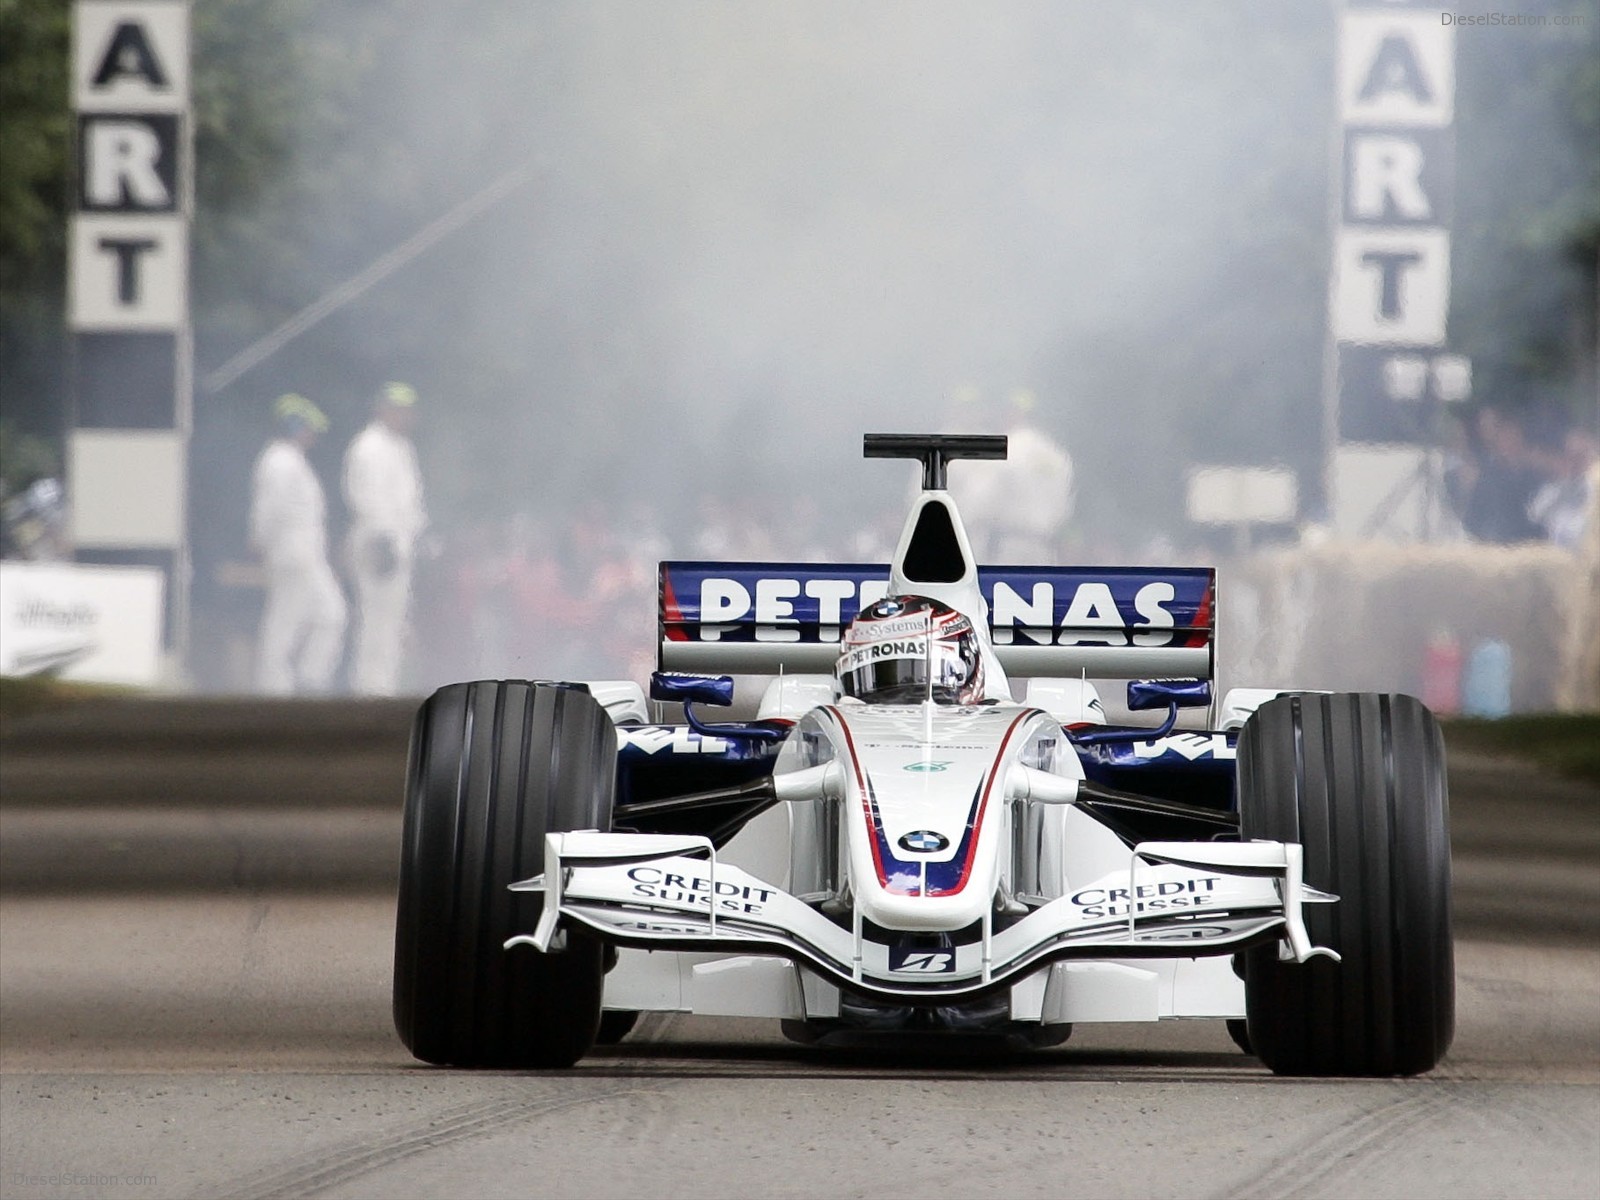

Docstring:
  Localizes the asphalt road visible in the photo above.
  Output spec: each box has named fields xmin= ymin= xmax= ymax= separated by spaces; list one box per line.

xmin=0 ymin=701 xmax=1596 ymax=1200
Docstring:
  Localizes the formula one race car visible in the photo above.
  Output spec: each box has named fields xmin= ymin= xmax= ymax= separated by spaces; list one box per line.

xmin=393 ymin=435 xmax=1453 ymax=1076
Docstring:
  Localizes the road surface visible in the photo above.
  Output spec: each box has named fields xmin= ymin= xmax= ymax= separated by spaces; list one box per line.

xmin=0 ymin=701 xmax=1595 ymax=1199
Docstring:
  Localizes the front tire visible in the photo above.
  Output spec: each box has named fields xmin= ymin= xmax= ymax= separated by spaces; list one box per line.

xmin=595 ymin=1010 xmax=640 ymax=1044
xmin=1225 ymin=1018 xmax=1252 ymax=1056
xmin=1238 ymin=692 xmax=1453 ymax=1077
xmin=393 ymin=681 xmax=616 ymax=1068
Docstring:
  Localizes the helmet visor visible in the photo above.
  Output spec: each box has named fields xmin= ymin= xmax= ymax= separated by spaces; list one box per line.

xmin=837 ymin=636 xmax=969 ymax=704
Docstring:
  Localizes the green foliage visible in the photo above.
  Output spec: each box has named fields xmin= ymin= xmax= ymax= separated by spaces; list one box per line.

xmin=1444 ymin=714 xmax=1600 ymax=786
xmin=0 ymin=417 xmax=58 ymax=494
xmin=190 ymin=0 xmax=377 ymax=329
xmin=1453 ymin=0 xmax=1599 ymax=422
xmin=0 ymin=0 xmax=70 ymax=318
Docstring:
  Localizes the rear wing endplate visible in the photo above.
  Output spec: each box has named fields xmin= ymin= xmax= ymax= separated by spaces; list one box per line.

xmin=659 ymin=562 xmax=1214 ymax=680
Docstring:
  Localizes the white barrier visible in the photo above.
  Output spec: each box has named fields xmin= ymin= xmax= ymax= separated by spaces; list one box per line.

xmin=0 ymin=560 xmax=165 ymax=685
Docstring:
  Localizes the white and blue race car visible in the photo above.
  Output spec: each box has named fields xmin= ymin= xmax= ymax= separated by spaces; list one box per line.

xmin=393 ymin=435 xmax=1453 ymax=1076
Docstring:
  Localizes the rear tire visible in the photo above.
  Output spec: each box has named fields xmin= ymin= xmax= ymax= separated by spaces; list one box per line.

xmin=393 ymin=681 xmax=616 ymax=1068
xmin=1238 ymin=693 xmax=1453 ymax=1077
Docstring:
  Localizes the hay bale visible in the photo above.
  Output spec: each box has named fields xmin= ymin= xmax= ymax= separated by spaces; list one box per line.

xmin=1558 ymin=461 xmax=1600 ymax=711
xmin=1223 ymin=538 xmax=1583 ymax=712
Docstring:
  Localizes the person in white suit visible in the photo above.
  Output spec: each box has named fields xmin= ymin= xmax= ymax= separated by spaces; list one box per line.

xmin=343 ymin=381 xmax=427 ymax=695
xmin=250 ymin=394 xmax=347 ymax=694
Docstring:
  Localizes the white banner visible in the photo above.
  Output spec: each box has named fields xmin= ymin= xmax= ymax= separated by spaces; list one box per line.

xmin=0 ymin=561 xmax=165 ymax=684
xmin=68 ymin=429 xmax=187 ymax=549
xmin=1327 ymin=2 xmax=1462 ymax=457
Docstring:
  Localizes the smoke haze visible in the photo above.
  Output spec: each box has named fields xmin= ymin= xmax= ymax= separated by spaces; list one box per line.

xmin=167 ymin=1 xmax=1593 ymax=693
xmin=201 ymin=3 xmax=1330 ymax=517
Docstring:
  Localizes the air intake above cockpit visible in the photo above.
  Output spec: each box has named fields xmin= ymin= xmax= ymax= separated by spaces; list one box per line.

xmin=900 ymin=497 xmax=967 ymax=584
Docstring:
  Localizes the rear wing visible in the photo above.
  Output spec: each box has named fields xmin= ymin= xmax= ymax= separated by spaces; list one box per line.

xmin=659 ymin=562 xmax=1214 ymax=680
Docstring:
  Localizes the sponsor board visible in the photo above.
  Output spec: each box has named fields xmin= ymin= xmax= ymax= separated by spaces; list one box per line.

xmin=0 ymin=561 xmax=164 ymax=684
xmin=71 ymin=1 xmax=190 ymax=334
xmin=661 ymin=563 xmax=1212 ymax=648
xmin=68 ymin=1 xmax=190 ymax=566
xmin=1328 ymin=0 xmax=1466 ymax=457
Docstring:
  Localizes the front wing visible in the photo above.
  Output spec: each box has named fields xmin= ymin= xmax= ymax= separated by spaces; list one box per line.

xmin=508 ymin=833 xmax=1337 ymax=1003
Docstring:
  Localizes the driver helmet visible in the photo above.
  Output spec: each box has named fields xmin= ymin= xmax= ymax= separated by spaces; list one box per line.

xmin=836 ymin=595 xmax=985 ymax=705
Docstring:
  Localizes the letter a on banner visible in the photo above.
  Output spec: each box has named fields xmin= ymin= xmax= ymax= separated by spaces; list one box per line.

xmin=91 ymin=21 xmax=170 ymax=88
xmin=1338 ymin=10 xmax=1453 ymax=127
xmin=74 ymin=2 xmax=189 ymax=111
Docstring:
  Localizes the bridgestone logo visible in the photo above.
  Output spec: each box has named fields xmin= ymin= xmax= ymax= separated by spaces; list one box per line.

xmin=889 ymin=947 xmax=956 ymax=973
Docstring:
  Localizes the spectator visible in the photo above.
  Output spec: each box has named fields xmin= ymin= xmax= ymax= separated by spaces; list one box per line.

xmin=343 ymin=382 xmax=427 ymax=695
xmin=0 ymin=423 xmax=68 ymax=560
xmin=1 ymin=477 xmax=67 ymax=561
xmin=1529 ymin=428 xmax=1598 ymax=550
xmin=250 ymin=394 xmax=346 ymax=694
xmin=1460 ymin=407 xmax=1544 ymax=544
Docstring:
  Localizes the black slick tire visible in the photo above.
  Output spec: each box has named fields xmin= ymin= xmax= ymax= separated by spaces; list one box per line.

xmin=1237 ymin=692 xmax=1453 ymax=1077
xmin=1225 ymin=1019 xmax=1253 ymax=1056
xmin=393 ymin=680 xmax=616 ymax=1068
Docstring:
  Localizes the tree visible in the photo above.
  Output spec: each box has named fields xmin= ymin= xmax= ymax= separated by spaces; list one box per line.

xmin=1453 ymin=0 xmax=1599 ymax=429
xmin=0 ymin=0 xmax=71 ymax=439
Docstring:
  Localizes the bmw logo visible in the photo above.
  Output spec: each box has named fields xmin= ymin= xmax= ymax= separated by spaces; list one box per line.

xmin=898 ymin=829 xmax=949 ymax=853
